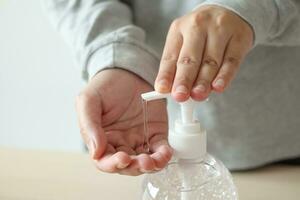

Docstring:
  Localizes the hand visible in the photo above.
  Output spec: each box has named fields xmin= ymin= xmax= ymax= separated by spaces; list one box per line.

xmin=155 ymin=5 xmax=254 ymax=101
xmin=76 ymin=69 xmax=173 ymax=176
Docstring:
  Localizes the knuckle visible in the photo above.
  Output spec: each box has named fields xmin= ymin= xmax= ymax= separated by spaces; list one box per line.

xmin=215 ymin=13 xmax=229 ymax=26
xmin=188 ymin=14 xmax=200 ymax=27
xmin=170 ymin=18 xmax=181 ymax=30
xmin=191 ymin=12 xmax=211 ymax=25
xmin=177 ymin=56 xmax=200 ymax=67
xmin=224 ymin=56 xmax=242 ymax=66
xmin=203 ymin=57 xmax=219 ymax=68
xmin=161 ymin=54 xmax=178 ymax=63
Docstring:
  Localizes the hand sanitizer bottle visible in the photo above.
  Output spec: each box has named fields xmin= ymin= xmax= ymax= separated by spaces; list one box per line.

xmin=141 ymin=91 xmax=238 ymax=200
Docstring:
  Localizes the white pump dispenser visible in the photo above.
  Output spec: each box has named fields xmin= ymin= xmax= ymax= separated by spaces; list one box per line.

xmin=141 ymin=91 xmax=238 ymax=200
xmin=142 ymin=91 xmax=206 ymax=159
xmin=169 ymin=98 xmax=206 ymax=160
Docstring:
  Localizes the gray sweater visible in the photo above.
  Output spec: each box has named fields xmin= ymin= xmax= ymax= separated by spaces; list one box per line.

xmin=44 ymin=0 xmax=300 ymax=170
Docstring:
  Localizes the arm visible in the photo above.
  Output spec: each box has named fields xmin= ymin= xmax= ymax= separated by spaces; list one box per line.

xmin=43 ymin=0 xmax=159 ymax=83
xmin=43 ymin=0 xmax=172 ymax=175
xmin=199 ymin=0 xmax=300 ymax=46
xmin=154 ymin=0 xmax=299 ymax=102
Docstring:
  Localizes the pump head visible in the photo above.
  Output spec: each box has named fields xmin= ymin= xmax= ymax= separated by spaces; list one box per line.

xmin=141 ymin=91 xmax=195 ymax=123
xmin=141 ymin=91 xmax=207 ymax=159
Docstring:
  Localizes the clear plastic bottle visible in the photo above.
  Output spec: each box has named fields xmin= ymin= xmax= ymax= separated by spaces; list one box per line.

xmin=142 ymin=155 xmax=238 ymax=200
xmin=141 ymin=91 xmax=238 ymax=200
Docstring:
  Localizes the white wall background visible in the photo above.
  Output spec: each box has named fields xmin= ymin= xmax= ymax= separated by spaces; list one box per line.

xmin=0 ymin=0 xmax=84 ymax=151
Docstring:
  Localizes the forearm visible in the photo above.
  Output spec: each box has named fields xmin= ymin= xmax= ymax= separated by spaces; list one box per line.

xmin=43 ymin=0 xmax=159 ymax=84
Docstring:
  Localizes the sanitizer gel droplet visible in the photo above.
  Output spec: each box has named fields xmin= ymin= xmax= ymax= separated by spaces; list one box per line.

xmin=142 ymin=99 xmax=150 ymax=153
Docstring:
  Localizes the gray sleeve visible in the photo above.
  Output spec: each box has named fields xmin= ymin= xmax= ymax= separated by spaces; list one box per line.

xmin=198 ymin=0 xmax=300 ymax=46
xmin=43 ymin=0 xmax=159 ymax=83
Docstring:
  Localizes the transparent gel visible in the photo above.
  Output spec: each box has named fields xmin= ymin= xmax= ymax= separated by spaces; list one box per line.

xmin=142 ymin=155 xmax=238 ymax=200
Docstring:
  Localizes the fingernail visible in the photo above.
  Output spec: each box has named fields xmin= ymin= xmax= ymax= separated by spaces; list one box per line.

xmin=175 ymin=85 xmax=188 ymax=94
xmin=214 ymin=79 xmax=225 ymax=88
xmin=88 ymin=139 xmax=96 ymax=158
xmin=193 ymin=84 xmax=206 ymax=93
xmin=157 ymin=79 xmax=169 ymax=91
xmin=117 ymin=162 xmax=130 ymax=169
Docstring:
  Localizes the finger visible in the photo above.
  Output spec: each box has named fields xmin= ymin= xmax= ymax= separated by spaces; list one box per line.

xmin=149 ymin=136 xmax=173 ymax=169
xmin=191 ymin=30 xmax=230 ymax=101
xmin=212 ymin=35 xmax=249 ymax=92
xmin=150 ymin=140 xmax=173 ymax=161
xmin=150 ymin=151 xmax=169 ymax=171
xmin=155 ymin=20 xmax=183 ymax=93
xmin=117 ymin=154 xmax=155 ymax=176
xmin=76 ymin=90 xmax=107 ymax=159
xmin=95 ymin=149 xmax=132 ymax=173
xmin=117 ymin=139 xmax=172 ymax=176
xmin=136 ymin=153 xmax=156 ymax=173
xmin=172 ymin=29 xmax=205 ymax=102
xmin=117 ymin=157 xmax=142 ymax=176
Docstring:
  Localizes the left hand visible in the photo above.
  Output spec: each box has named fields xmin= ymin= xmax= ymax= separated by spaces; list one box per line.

xmin=155 ymin=5 xmax=254 ymax=101
xmin=76 ymin=69 xmax=172 ymax=176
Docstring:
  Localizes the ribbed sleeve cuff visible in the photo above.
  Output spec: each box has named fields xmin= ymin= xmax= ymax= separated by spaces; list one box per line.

xmin=196 ymin=0 xmax=277 ymax=45
xmin=84 ymin=42 xmax=160 ymax=86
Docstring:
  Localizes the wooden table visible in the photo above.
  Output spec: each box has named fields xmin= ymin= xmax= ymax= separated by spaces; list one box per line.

xmin=0 ymin=148 xmax=299 ymax=200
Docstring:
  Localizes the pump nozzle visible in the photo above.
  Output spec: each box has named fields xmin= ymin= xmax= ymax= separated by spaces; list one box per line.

xmin=141 ymin=91 xmax=169 ymax=101
xmin=141 ymin=91 xmax=196 ymax=124
xmin=141 ymin=91 xmax=207 ymax=159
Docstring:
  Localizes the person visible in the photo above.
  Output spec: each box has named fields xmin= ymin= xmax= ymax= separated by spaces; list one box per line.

xmin=44 ymin=0 xmax=300 ymax=175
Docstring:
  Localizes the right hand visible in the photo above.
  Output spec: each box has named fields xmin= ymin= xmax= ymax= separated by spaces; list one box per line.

xmin=76 ymin=69 xmax=173 ymax=176
xmin=155 ymin=5 xmax=253 ymax=102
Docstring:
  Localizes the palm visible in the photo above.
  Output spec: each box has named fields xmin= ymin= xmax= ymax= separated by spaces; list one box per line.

xmin=78 ymin=69 xmax=172 ymax=175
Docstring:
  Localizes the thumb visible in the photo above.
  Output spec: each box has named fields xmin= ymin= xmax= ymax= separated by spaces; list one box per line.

xmin=76 ymin=91 xmax=107 ymax=159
